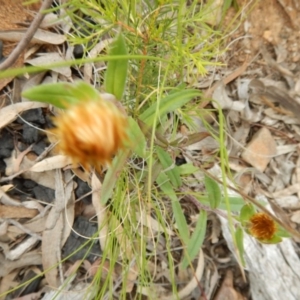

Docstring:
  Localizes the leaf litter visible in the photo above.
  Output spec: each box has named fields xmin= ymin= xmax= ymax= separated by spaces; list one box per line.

xmin=1 ymin=0 xmax=300 ymax=299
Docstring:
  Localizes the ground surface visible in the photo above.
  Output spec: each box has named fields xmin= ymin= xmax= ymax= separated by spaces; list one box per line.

xmin=1 ymin=0 xmax=300 ymax=299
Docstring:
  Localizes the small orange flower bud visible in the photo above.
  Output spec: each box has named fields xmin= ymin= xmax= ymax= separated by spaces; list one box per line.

xmin=52 ymin=98 xmax=128 ymax=172
xmin=248 ymin=212 xmax=276 ymax=240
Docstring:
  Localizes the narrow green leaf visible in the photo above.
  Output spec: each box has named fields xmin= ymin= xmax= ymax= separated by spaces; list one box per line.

xmin=258 ymin=235 xmax=282 ymax=244
xmin=178 ymin=163 xmax=200 ymax=175
xmin=157 ymin=173 xmax=189 ymax=244
xmin=137 ymin=119 xmax=169 ymax=148
xmin=127 ymin=117 xmax=147 ymax=158
xmin=235 ymin=226 xmax=245 ymax=266
xmin=156 ymin=146 xmax=182 ymax=188
xmin=240 ymin=204 xmax=256 ymax=225
xmin=275 ymin=226 xmax=291 ymax=238
xmin=204 ymin=175 xmax=221 ymax=209
xmin=104 ymin=33 xmax=128 ymax=100
xmin=195 ymin=195 xmax=244 ymax=212
xmin=140 ymin=89 xmax=201 ymax=126
xmin=22 ymin=81 xmax=100 ymax=108
xmin=181 ymin=210 xmax=207 ymax=269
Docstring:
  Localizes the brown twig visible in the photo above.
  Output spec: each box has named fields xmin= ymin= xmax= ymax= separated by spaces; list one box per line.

xmin=0 ymin=0 xmax=53 ymax=71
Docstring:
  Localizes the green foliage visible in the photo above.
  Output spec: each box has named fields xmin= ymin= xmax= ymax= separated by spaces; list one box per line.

xmin=140 ymin=89 xmax=202 ymax=126
xmin=22 ymin=81 xmax=100 ymax=108
xmin=156 ymin=172 xmax=189 ymax=245
xmin=240 ymin=203 xmax=256 ymax=225
xmin=235 ymin=226 xmax=245 ymax=266
xmin=104 ymin=33 xmax=128 ymax=100
xmin=181 ymin=210 xmax=207 ymax=269
xmin=156 ymin=146 xmax=182 ymax=188
xmin=204 ymin=174 xmax=222 ymax=209
xmin=127 ymin=117 xmax=147 ymax=158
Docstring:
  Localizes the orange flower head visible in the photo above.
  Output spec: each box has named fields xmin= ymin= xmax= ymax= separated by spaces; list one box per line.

xmin=248 ymin=212 xmax=276 ymax=240
xmin=52 ymin=98 xmax=128 ymax=172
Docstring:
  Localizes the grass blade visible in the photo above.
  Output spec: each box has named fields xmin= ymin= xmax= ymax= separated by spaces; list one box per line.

xmin=204 ymin=174 xmax=221 ymax=209
xmin=181 ymin=210 xmax=207 ymax=269
xmin=140 ymin=89 xmax=201 ymax=126
xmin=157 ymin=173 xmax=189 ymax=244
xmin=156 ymin=146 xmax=182 ymax=188
xmin=104 ymin=33 xmax=128 ymax=100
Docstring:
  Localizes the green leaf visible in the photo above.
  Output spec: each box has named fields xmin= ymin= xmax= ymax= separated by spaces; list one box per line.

xmin=275 ymin=225 xmax=291 ymax=238
xmin=178 ymin=163 xmax=200 ymax=175
xmin=258 ymin=235 xmax=282 ymax=244
xmin=22 ymin=81 xmax=100 ymax=108
xmin=127 ymin=117 xmax=146 ymax=158
xmin=195 ymin=195 xmax=244 ymax=212
xmin=157 ymin=173 xmax=189 ymax=244
xmin=240 ymin=204 xmax=256 ymax=225
xmin=235 ymin=226 xmax=245 ymax=266
xmin=140 ymin=89 xmax=201 ymax=126
xmin=204 ymin=175 xmax=221 ymax=209
xmin=181 ymin=210 xmax=207 ymax=269
xmin=156 ymin=146 xmax=182 ymax=188
xmin=104 ymin=33 xmax=128 ymax=100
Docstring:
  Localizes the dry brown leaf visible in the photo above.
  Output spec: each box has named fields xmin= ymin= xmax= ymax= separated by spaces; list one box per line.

xmin=84 ymin=39 xmax=113 ymax=82
xmin=0 ymin=102 xmax=48 ymax=129
xmin=212 ymin=83 xmax=245 ymax=111
xmin=242 ymin=127 xmax=277 ymax=172
xmin=8 ymin=217 xmax=46 ymax=236
xmin=0 ymin=251 xmax=42 ymax=278
xmin=0 ymin=204 xmax=38 ymax=218
xmin=291 ymin=211 xmax=300 ymax=224
xmin=91 ymin=172 xmax=108 ymax=251
xmin=0 ymin=29 xmax=66 ymax=44
xmin=40 ymin=281 xmax=93 ymax=300
xmin=26 ymin=53 xmax=71 ymax=78
xmin=0 ymin=270 xmax=19 ymax=300
xmin=0 ymin=185 xmax=23 ymax=206
xmin=163 ymin=249 xmax=204 ymax=300
xmin=214 ymin=270 xmax=244 ymax=300
xmin=42 ymin=170 xmax=74 ymax=288
xmin=4 ymin=152 xmax=56 ymax=189
xmin=40 ymin=13 xmax=66 ymax=29
xmin=30 ymin=155 xmax=73 ymax=172
xmin=6 ymin=236 xmax=40 ymax=261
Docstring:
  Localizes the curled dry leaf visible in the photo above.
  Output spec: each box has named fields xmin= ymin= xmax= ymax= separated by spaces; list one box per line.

xmin=42 ymin=170 xmax=74 ymax=288
xmin=26 ymin=53 xmax=72 ymax=78
xmin=163 ymin=249 xmax=205 ymax=300
xmin=6 ymin=236 xmax=40 ymax=261
xmin=214 ymin=270 xmax=244 ymax=300
xmin=84 ymin=39 xmax=113 ymax=82
xmin=29 ymin=155 xmax=73 ymax=172
xmin=0 ymin=102 xmax=48 ymax=129
xmin=212 ymin=83 xmax=245 ymax=111
xmin=0 ymin=251 xmax=42 ymax=278
xmin=0 ymin=29 xmax=66 ymax=44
